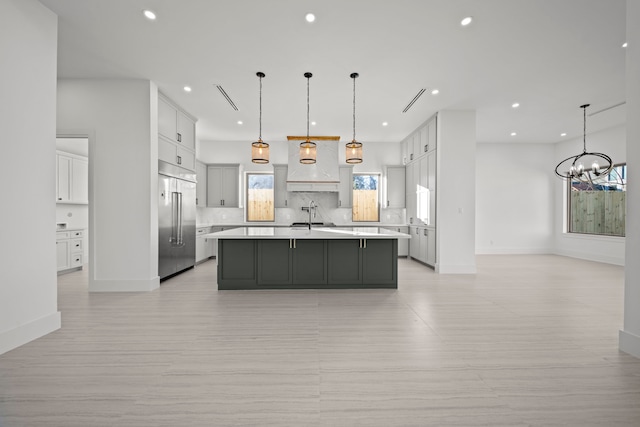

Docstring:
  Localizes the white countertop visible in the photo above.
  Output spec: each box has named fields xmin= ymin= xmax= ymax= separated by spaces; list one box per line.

xmin=203 ymin=227 xmax=411 ymax=240
xmin=196 ymin=223 xmax=409 ymax=229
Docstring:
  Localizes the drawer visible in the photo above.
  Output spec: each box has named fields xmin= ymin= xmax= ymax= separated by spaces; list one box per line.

xmin=57 ymin=232 xmax=70 ymax=240
xmin=70 ymin=254 xmax=83 ymax=267
xmin=70 ymin=230 xmax=83 ymax=238
xmin=70 ymin=239 xmax=83 ymax=253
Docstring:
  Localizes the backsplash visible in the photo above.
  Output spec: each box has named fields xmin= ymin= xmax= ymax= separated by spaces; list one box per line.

xmin=197 ymin=192 xmax=406 ymax=226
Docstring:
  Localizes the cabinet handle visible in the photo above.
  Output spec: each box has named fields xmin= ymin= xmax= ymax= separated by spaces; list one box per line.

xmin=285 ymin=200 xmax=287 ymax=207
xmin=58 ymin=197 xmax=62 ymax=201
xmin=410 ymin=154 xmax=414 ymax=161
xmin=289 ymin=239 xmax=293 ymax=249
xmin=176 ymin=156 xmax=182 ymax=164
xmin=339 ymin=200 xmax=341 ymax=207
xmin=424 ymin=144 xmax=428 ymax=152
xmin=387 ymin=200 xmax=390 ymax=207
xmin=177 ymin=133 xmax=182 ymax=142
xmin=424 ymin=229 xmax=427 ymax=236
xmin=363 ymin=239 xmax=367 ymax=249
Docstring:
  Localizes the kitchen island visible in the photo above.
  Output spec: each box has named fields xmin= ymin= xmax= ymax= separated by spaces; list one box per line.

xmin=204 ymin=227 xmax=410 ymax=290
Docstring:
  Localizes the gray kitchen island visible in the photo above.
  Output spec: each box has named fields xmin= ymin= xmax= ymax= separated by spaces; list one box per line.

xmin=204 ymin=227 xmax=410 ymax=290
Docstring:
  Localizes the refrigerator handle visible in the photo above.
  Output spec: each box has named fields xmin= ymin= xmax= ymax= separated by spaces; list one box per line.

xmin=177 ymin=192 xmax=184 ymax=247
xmin=170 ymin=192 xmax=179 ymax=246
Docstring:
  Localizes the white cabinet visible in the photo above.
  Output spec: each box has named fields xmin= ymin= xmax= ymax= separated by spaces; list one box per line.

xmin=57 ymin=229 xmax=84 ymax=274
xmin=273 ymin=164 xmax=289 ymax=208
xmin=426 ymin=227 xmax=436 ymax=266
xmin=405 ymin=162 xmax=416 ymax=225
xmin=338 ymin=166 xmax=353 ymax=208
xmin=158 ymin=94 xmax=197 ymax=171
xmin=196 ymin=226 xmax=215 ymax=263
xmin=56 ymin=151 xmax=88 ymax=204
xmin=427 ymin=117 xmax=437 ymax=153
xmin=207 ymin=165 xmax=239 ymax=207
xmin=385 ymin=166 xmax=405 ymax=208
xmin=196 ymin=161 xmax=207 ymax=207
xmin=427 ymin=150 xmax=436 ymax=227
xmin=409 ymin=226 xmax=420 ymax=260
xmin=409 ymin=226 xmax=436 ymax=267
xmin=384 ymin=226 xmax=409 ymax=257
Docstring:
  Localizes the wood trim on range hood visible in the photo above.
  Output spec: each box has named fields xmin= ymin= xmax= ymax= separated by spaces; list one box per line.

xmin=287 ymin=136 xmax=341 ymax=141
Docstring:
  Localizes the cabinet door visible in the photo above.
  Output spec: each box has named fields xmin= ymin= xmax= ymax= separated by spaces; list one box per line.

xmin=386 ymin=166 xmax=405 ymax=208
xmin=206 ymin=166 xmax=223 ymax=207
xmin=71 ymin=157 xmax=88 ymax=204
xmin=405 ymin=162 xmax=415 ymax=224
xmin=419 ymin=228 xmax=428 ymax=263
xmin=159 ymin=137 xmax=177 ymax=165
xmin=292 ymin=239 xmax=327 ymax=284
xmin=362 ymin=239 xmax=397 ymax=285
xmin=409 ymin=226 xmax=420 ymax=260
xmin=327 ymin=240 xmax=362 ymax=285
xmin=158 ymin=97 xmax=177 ymax=142
xmin=196 ymin=235 xmax=205 ymax=262
xmin=177 ymin=111 xmax=195 ymax=150
xmin=56 ymin=239 xmax=70 ymax=271
xmin=407 ymin=135 xmax=415 ymax=162
xmin=56 ymin=154 xmax=72 ymax=202
xmin=222 ymin=166 xmax=239 ymax=207
xmin=426 ymin=228 xmax=436 ymax=266
xmin=427 ymin=117 xmax=437 ymax=153
xmin=419 ymin=127 xmax=428 ymax=156
xmin=273 ymin=165 xmax=289 ymax=208
xmin=385 ymin=227 xmax=409 ymax=257
xmin=196 ymin=161 xmax=207 ymax=207
xmin=427 ymin=151 xmax=436 ymax=227
xmin=176 ymin=145 xmax=195 ymax=171
xmin=338 ymin=166 xmax=353 ymax=208
xmin=258 ymin=240 xmax=292 ymax=285
xmin=218 ymin=240 xmax=257 ymax=288
xmin=412 ymin=133 xmax=421 ymax=161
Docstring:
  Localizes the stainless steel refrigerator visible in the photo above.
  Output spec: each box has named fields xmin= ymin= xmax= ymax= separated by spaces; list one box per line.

xmin=158 ymin=161 xmax=196 ymax=280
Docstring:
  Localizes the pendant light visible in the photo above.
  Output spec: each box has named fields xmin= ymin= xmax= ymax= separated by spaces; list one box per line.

xmin=300 ymin=72 xmax=317 ymax=164
xmin=346 ymin=72 xmax=363 ymax=164
xmin=251 ymin=72 xmax=269 ymax=164
xmin=555 ymin=104 xmax=613 ymax=181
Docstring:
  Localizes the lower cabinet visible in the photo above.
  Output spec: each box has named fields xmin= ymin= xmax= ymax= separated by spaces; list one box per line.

xmin=409 ymin=226 xmax=436 ymax=267
xmin=217 ymin=238 xmax=397 ymax=289
xmin=57 ymin=229 xmax=84 ymax=274
xmin=383 ymin=226 xmax=409 ymax=256
xmin=195 ymin=226 xmax=215 ymax=263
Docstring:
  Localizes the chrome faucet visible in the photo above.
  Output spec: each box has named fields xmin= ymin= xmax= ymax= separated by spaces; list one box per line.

xmin=308 ymin=200 xmax=316 ymax=230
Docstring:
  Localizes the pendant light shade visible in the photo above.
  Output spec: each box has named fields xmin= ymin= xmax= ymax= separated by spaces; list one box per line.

xmin=555 ymin=104 xmax=613 ymax=181
xmin=300 ymin=72 xmax=317 ymax=164
xmin=251 ymin=72 xmax=269 ymax=164
xmin=346 ymin=72 xmax=363 ymax=164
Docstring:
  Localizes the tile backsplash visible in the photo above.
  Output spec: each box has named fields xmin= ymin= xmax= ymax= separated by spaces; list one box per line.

xmin=196 ymin=192 xmax=406 ymax=226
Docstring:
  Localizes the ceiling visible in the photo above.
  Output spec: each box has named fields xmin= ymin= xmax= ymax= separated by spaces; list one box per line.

xmin=39 ymin=0 xmax=627 ymax=146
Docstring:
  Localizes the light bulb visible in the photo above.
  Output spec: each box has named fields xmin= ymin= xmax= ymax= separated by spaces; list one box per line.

xmin=570 ymin=165 xmax=577 ymax=177
xmin=576 ymin=163 xmax=584 ymax=175
xmin=592 ymin=161 xmax=600 ymax=173
xmin=306 ymin=147 xmax=310 ymax=155
xmin=259 ymin=148 xmax=263 ymax=155
xmin=351 ymin=148 xmax=356 ymax=155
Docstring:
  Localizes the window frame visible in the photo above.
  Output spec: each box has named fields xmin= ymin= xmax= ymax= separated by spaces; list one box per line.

xmin=352 ymin=172 xmax=381 ymax=222
xmin=566 ymin=162 xmax=626 ymax=237
xmin=245 ymin=172 xmax=275 ymax=223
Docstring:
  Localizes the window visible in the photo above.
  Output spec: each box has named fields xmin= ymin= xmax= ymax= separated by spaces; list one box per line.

xmin=352 ymin=173 xmax=380 ymax=222
xmin=568 ymin=164 xmax=626 ymax=236
xmin=246 ymin=173 xmax=274 ymax=222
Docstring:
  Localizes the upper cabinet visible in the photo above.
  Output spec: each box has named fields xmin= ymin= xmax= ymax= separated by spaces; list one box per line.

xmin=273 ymin=164 xmax=289 ymax=208
xmin=338 ymin=166 xmax=353 ymax=208
xmin=56 ymin=151 xmax=88 ymax=204
xmin=196 ymin=160 xmax=207 ymax=207
xmin=207 ymin=164 xmax=239 ymax=208
xmin=402 ymin=114 xmax=437 ymax=164
xmin=385 ymin=166 xmax=405 ymax=208
xmin=158 ymin=94 xmax=197 ymax=171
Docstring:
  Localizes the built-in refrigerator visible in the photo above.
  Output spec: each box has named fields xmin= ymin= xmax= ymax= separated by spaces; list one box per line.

xmin=158 ymin=161 xmax=196 ymax=280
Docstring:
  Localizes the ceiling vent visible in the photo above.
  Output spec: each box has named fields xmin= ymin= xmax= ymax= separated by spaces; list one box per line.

xmin=588 ymin=101 xmax=625 ymax=116
xmin=215 ymin=85 xmax=239 ymax=111
xmin=402 ymin=88 xmax=426 ymax=113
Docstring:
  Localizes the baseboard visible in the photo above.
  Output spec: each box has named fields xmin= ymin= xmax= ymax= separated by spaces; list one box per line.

xmin=619 ymin=329 xmax=640 ymax=359
xmin=555 ymin=249 xmax=624 ymax=266
xmin=0 ymin=311 xmax=61 ymax=355
xmin=435 ymin=263 xmax=477 ymax=274
xmin=476 ymin=247 xmax=552 ymax=255
xmin=89 ymin=276 xmax=160 ymax=292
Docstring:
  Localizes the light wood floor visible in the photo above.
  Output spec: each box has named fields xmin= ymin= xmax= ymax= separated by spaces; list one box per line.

xmin=2 ymin=255 xmax=640 ymax=426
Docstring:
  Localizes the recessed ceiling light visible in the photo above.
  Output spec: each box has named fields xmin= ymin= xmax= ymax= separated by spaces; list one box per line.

xmin=561 ymin=133 xmax=567 ymax=137
xmin=305 ymin=13 xmax=315 ymax=23
xmin=431 ymin=89 xmax=439 ymax=95
xmin=311 ymin=121 xmax=316 ymax=126
xmin=143 ymin=10 xmax=156 ymax=20
xmin=382 ymin=122 xmax=388 ymax=126
xmin=237 ymin=120 xmax=243 ymax=125
xmin=460 ymin=16 xmax=473 ymax=26
xmin=512 ymin=102 xmax=520 ymax=108
xmin=622 ymin=42 xmax=628 ymax=48
xmin=183 ymin=86 xmax=192 ymax=92
xmin=510 ymin=132 xmax=517 ymax=136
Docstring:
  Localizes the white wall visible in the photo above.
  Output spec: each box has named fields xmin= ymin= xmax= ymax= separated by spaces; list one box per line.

xmin=620 ymin=0 xmax=640 ymax=358
xmin=553 ymin=125 xmax=626 ymax=265
xmin=437 ymin=110 xmax=476 ymax=273
xmin=57 ymin=80 xmax=159 ymax=292
xmin=0 ymin=0 xmax=61 ymax=354
xmin=476 ymin=143 xmax=555 ymax=254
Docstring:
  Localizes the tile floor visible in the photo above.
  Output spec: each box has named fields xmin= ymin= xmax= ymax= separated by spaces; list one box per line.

xmin=1 ymin=255 xmax=640 ymax=426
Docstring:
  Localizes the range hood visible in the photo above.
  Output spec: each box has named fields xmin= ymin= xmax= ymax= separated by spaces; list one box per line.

xmin=286 ymin=138 xmax=340 ymax=192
